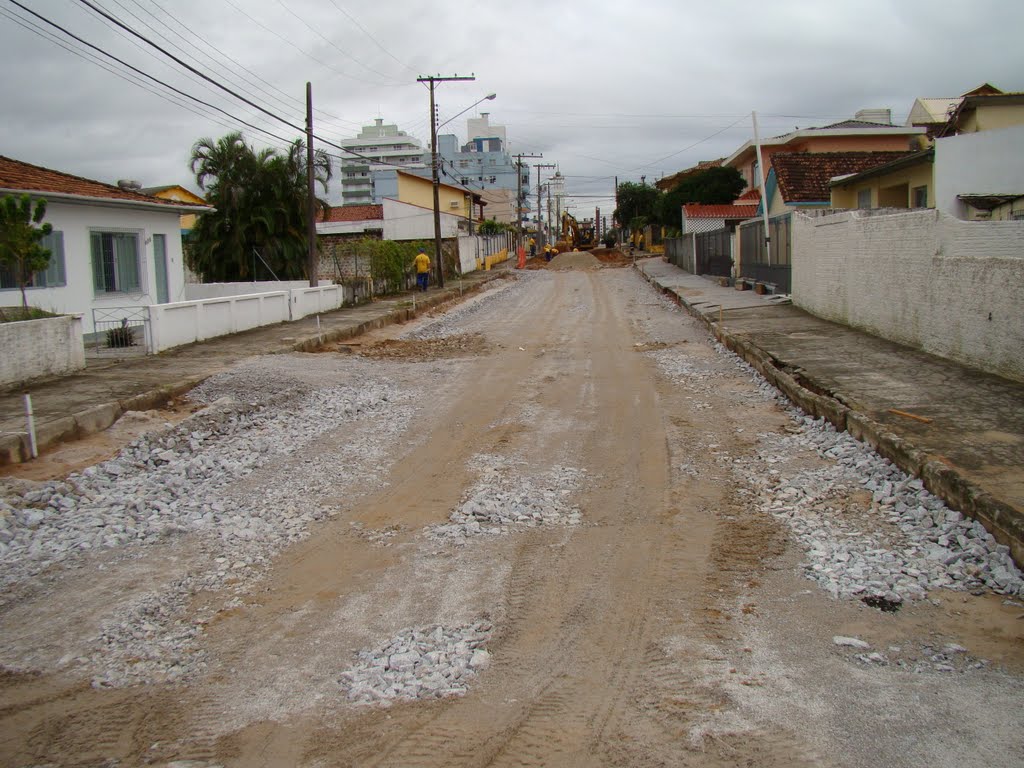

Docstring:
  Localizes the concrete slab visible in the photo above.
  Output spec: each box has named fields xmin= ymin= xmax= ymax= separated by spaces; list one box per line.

xmin=636 ymin=257 xmax=1024 ymax=565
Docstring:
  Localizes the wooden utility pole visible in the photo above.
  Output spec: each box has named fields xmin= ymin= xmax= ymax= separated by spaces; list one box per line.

xmin=305 ymin=82 xmax=317 ymax=287
xmin=513 ymin=152 xmax=542 ymax=250
xmin=418 ymin=74 xmax=475 ymax=289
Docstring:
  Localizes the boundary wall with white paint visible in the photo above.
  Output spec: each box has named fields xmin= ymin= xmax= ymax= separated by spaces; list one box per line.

xmin=0 ymin=315 xmax=85 ymax=387
xmin=792 ymin=209 xmax=1024 ymax=381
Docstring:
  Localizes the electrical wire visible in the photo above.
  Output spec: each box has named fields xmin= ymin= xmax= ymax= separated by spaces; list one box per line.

xmin=271 ymin=0 xmax=404 ymax=85
xmin=324 ymin=0 xmax=419 ymax=75
xmin=220 ymin=0 xmax=411 ymax=89
xmin=6 ymin=0 xmax=299 ymax=147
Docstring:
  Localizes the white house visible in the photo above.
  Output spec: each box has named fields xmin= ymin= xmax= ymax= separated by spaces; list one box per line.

xmin=0 ymin=155 xmax=210 ymax=335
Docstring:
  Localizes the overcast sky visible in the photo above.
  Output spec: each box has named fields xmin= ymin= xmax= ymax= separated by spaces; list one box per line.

xmin=2 ymin=0 xmax=1022 ymax=212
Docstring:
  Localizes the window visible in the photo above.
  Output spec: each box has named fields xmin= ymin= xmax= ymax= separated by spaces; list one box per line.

xmin=91 ymin=231 xmax=141 ymax=293
xmin=0 ymin=230 xmax=66 ymax=289
xmin=912 ymin=185 xmax=928 ymax=208
xmin=857 ymin=189 xmax=872 ymax=209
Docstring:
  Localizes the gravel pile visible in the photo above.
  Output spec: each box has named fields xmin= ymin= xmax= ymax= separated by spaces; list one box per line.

xmin=744 ymin=417 xmax=1023 ymax=602
xmin=833 ymin=634 xmax=992 ymax=674
xmin=0 ymin=361 xmax=414 ymax=686
xmin=428 ymin=455 xmax=584 ymax=542
xmin=340 ymin=622 xmax=492 ymax=705
xmin=405 ymin=277 xmax=521 ymax=340
xmin=641 ymin=312 xmax=1023 ymax=605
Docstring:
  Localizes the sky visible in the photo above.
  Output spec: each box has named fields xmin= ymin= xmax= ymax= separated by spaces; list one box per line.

xmin=1 ymin=0 xmax=1022 ymax=214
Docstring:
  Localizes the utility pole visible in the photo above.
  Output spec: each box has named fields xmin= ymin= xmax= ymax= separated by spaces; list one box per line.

xmin=305 ymin=82 xmax=317 ymax=287
xmin=752 ymin=110 xmax=771 ymax=266
xmin=513 ymin=152 xmax=542 ymax=251
xmin=614 ymin=175 xmax=619 ymax=243
xmin=418 ymin=74 xmax=475 ymax=289
xmin=534 ymin=163 xmax=555 ymax=249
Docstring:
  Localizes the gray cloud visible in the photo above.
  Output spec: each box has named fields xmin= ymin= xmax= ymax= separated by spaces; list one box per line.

xmin=2 ymin=0 xmax=1021 ymax=205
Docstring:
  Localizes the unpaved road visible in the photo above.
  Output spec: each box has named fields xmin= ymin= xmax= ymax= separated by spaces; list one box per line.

xmin=0 ymin=266 xmax=1021 ymax=767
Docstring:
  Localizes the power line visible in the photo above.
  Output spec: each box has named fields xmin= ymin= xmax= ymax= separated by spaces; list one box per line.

xmin=325 ymin=0 xmax=419 ymax=75
xmin=6 ymin=0 xmax=299 ymax=147
xmin=0 ymin=4 xmax=252 ymax=142
xmin=221 ymin=0 xmax=411 ymax=89
xmin=272 ymin=0 xmax=404 ymax=84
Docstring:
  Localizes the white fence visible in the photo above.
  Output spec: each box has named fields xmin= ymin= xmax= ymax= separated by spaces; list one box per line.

xmin=792 ymin=209 xmax=1024 ymax=382
xmin=0 ymin=315 xmax=85 ymax=387
xmin=148 ymin=291 xmax=290 ymax=353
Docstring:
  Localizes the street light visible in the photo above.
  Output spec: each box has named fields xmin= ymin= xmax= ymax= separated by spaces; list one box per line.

xmin=437 ymin=93 xmax=496 ymax=133
xmin=419 ymin=74 xmax=482 ymax=289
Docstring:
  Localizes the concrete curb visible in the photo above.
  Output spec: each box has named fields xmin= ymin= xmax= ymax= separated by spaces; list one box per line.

xmin=289 ymin=274 xmax=501 ymax=353
xmin=0 ymin=273 xmax=505 ymax=467
xmin=636 ymin=264 xmax=1024 ymax=567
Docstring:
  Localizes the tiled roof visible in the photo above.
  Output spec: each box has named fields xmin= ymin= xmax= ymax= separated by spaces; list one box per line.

xmin=771 ymin=151 xmax=913 ymax=203
xmin=654 ymin=159 xmax=724 ymax=191
xmin=0 ymin=155 xmax=199 ymax=208
xmin=319 ymin=204 xmax=383 ymax=223
xmin=683 ymin=203 xmax=760 ymax=219
xmin=737 ymin=188 xmax=761 ymax=201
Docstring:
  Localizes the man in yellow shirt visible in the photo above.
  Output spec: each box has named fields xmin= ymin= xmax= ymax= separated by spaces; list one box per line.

xmin=528 ymin=236 xmax=536 ymax=259
xmin=414 ymin=247 xmax=430 ymax=292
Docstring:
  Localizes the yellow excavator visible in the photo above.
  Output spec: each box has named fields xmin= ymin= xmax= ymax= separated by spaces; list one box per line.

xmin=557 ymin=211 xmax=596 ymax=251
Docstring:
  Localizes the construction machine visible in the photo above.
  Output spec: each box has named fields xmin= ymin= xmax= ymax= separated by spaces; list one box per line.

xmin=558 ymin=211 xmax=596 ymax=251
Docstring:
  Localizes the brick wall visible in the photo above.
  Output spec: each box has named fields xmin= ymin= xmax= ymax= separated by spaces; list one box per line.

xmin=792 ymin=209 xmax=1024 ymax=381
xmin=0 ymin=315 xmax=85 ymax=387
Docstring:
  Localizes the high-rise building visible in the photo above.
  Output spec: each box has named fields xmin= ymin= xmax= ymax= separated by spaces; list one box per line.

xmin=336 ymin=118 xmax=426 ymax=206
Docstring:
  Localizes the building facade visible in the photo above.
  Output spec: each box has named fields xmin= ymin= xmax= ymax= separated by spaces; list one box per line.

xmin=336 ymin=118 xmax=426 ymax=207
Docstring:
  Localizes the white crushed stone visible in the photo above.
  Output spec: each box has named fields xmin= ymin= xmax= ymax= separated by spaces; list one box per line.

xmin=339 ymin=621 xmax=492 ymax=705
xmin=427 ymin=454 xmax=585 ymax=542
xmin=639 ymin=296 xmax=1023 ymax=605
xmin=0 ymin=360 xmax=415 ymax=686
xmin=403 ymin=275 xmax=524 ymax=339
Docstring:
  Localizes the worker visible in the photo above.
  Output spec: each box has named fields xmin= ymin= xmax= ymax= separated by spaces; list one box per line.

xmin=528 ymin=236 xmax=536 ymax=259
xmin=414 ymin=247 xmax=430 ymax=292
xmin=638 ymin=233 xmax=645 ymax=251
xmin=544 ymin=245 xmax=553 ymax=262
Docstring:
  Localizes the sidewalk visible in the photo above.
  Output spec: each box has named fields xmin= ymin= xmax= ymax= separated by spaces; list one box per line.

xmin=636 ymin=257 xmax=1024 ymax=565
xmin=0 ymin=270 xmax=504 ymax=466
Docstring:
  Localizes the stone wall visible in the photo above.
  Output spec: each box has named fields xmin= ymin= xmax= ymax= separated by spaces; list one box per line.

xmin=792 ymin=209 xmax=1024 ymax=381
xmin=0 ymin=315 xmax=85 ymax=387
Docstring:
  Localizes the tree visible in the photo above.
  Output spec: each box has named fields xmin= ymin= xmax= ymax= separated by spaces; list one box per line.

xmin=478 ymin=219 xmax=509 ymax=236
xmin=0 ymin=194 xmax=52 ymax=310
xmin=614 ymin=181 xmax=661 ymax=229
xmin=658 ymin=166 xmax=747 ymax=227
xmin=187 ymin=132 xmax=332 ymax=282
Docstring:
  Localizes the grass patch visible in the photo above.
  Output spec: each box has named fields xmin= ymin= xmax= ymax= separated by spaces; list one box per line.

xmin=0 ymin=306 xmax=59 ymax=323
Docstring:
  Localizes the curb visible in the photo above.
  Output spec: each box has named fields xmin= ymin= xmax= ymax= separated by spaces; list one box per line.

xmin=636 ymin=264 xmax=1024 ymax=567
xmin=0 ymin=375 xmax=209 ymax=466
xmin=0 ymin=273 xmax=504 ymax=467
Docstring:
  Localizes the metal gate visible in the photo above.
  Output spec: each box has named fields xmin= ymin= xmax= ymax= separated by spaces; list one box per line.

xmin=738 ymin=214 xmax=792 ymax=293
xmin=694 ymin=228 xmax=733 ymax=277
xmin=91 ymin=307 xmax=150 ymax=356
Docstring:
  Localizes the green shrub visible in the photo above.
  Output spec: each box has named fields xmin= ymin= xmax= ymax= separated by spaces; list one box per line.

xmin=106 ymin=324 xmax=135 ymax=348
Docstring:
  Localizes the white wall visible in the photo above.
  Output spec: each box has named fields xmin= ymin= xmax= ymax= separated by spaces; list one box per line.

xmin=934 ymin=124 xmax=1024 ymax=218
xmin=0 ymin=315 xmax=85 ymax=386
xmin=185 ymin=280 xmax=323 ymax=300
xmin=148 ymin=292 xmax=290 ymax=353
xmin=0 ymin=199 xmax=186 ymax=334
xmin=382 ymin=198 xmax=461 ymax=241
xmin=792 ymin=209 xmax=1024 ymax=381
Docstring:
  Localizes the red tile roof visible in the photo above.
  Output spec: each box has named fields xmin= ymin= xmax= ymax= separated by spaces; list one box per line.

xmin=771 ymin=151 xmax=913 ymax=203
xmin=0 ymin=155 xmax=202 ymax=208
xmin=737 ymin=188 xmax=761 ymax=201
xmin=683 ymin=203 xmax=760 ymax=219
xmin=655 ymin=158 xmax=724 ymax=191
xmin=318 ymin=204 xmax=383 ymax=223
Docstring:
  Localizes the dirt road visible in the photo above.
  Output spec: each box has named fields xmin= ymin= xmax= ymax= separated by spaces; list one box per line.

xmin=1 ymin=267 xmax=1021 ymax=767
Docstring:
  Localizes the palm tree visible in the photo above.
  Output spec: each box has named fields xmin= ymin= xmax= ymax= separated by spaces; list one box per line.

xmin=186 ymin=133 xmax=332 ymax=282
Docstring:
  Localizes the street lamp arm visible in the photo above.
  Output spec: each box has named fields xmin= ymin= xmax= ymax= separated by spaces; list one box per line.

xmin=436 ymin=93 xmax=497 ymax=133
